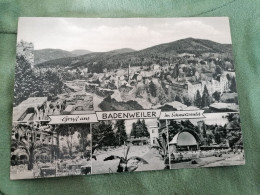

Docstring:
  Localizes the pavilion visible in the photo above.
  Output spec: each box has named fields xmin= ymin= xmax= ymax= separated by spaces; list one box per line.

xmin=169 ymin=129 xmax=200 ymax=152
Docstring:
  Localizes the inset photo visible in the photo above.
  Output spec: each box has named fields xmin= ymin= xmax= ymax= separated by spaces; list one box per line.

xmin=158 ymin=112 xmax=245 ymax=170
xmin=10 ymin=122 xmax=92 ymax=179
xmin=92 ymin=119 xmax=168 ymax=174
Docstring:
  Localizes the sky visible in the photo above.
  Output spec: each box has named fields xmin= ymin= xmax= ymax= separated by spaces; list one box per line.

xmin=17 ymin=17 xmax=232 ymax=52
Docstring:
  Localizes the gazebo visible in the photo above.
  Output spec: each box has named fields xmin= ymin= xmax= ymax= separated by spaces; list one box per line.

xmin=169 ymin=129 xmax=200 ymax=152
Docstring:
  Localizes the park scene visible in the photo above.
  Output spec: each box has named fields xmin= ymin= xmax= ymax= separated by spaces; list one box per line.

xmin=91 ymin=119 xmax=166 ymax=174
xmin=10 ymin=122 xmax=92 ymax=179
xmin=158 ymin=112 xmax=245 ymax=169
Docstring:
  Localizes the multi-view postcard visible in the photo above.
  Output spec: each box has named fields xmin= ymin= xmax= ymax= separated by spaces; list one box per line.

xmin=11 ymin=17 xmax=245 ymax=180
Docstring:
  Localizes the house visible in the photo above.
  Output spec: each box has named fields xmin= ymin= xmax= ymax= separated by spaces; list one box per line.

xmin=220 ymin=93 xmax=238 ymax=103
xmin=127 ymin=137 xmax=149 ymax=145
xmin=131 ymin=73 xmax=143 ymax=82
xmin=148 ymin=120 xmax=160 ymax=146
xmin=152 ymin=64 xmax=161 ymax=71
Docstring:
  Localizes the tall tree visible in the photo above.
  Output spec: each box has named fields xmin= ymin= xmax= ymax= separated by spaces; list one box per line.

xmin=14 ymin=55 xmax=39 ymax=106
xmin=212 ymin=91 xmax=221 ymax=102
xmin=135 ymin=119 xmax=143 ymax=138
xmin=141 ymin=119 xmax=150 ymax=137
xmin=149 ymin=81 xmax=157 ymax=97
xmin=92 ymin=121 xmax=116 ymax=147
xmin=201 ymin=86 xmax=211 ymax=108
xmin=194 ymin=90 xmax=202 ymax=108
xmin=130 ymin=119 xmax=149 ymax=138
xmin=115 ymin=120 xmax=127 ymax=146
xmin=130 ymin=122 xmax=137 ymax=137
xmin=230 ymin=76 xmax=237 ymax=92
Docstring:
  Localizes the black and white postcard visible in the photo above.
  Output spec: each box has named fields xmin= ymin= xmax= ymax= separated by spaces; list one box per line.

xmin=11 ymin=17 xmax=245 ymax=179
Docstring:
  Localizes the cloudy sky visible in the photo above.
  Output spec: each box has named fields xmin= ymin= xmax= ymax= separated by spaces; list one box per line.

xmin=17 ymin=17 xmax=232 ymax=52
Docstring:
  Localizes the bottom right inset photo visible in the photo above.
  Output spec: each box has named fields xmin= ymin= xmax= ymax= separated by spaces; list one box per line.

xmin=158 ymin=112 xmax=245 ymax=170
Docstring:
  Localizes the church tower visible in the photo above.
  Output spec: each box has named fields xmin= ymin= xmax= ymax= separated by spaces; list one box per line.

xmin=128 ymin=63 xmax=131 ymax=83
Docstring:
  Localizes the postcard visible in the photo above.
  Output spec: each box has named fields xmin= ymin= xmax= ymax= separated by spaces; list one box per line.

xmin=11 ymin=17 xmax=244 ymax=179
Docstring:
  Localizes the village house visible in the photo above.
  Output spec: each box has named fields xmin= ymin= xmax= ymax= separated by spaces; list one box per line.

xmin=149 ymin=122 xmax=160 ymax=146
xmin=185 ymin=71 xmax=236 ymax=99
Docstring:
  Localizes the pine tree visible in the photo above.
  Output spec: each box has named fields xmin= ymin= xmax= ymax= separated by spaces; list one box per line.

xmin=92 ymin=121 xmax=116 ymax=147
xmin=201 ymin=86 xmax=211 ymax=108
xmin=149 ymin=81 xmax=157 ymax=97
xmin=135 ymin=119 xmax=143 ymax=137
xmin=141 ymin=119 xmax=150 ymax=137
xmin=115 ymin=120 xmax=127 ymax=146
xmin=194 ymin=90 xmax=202 ymax=108
xmin=130 ymin=120 xmax=149 ymax=138
xmin=130 ymin=122 xmax=137 ymax=137
xmin=212 ymin=91 xmax=221 ymax=102
xmin=230 ymin=76 xmax=237 ymax=92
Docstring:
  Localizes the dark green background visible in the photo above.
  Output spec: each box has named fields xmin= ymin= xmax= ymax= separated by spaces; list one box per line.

xmin=0 ymin=0 xmax=259 ymax=194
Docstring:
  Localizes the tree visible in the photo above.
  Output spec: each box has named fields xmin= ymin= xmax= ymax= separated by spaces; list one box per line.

xmin=175 ymin=95 xmax=182 ymax=103
xmin=14 ymin=45 xmax=64 ymax=106
xmin=130 ymin=122 xmax=137 ymax=137
xmin=194 ymin=90 xmax=202 ymax=108
xmin=14 ymin=55 xmax=39 ymax=106
xmin=115 ymin=120 xmax=127 ymax=146
xmin=212 ymin=91 xmax=221 ymax=102
xmin=92 ymin=121 xmax=116 ymax=147
xmin=76 ymin=124 xmax=91 ymax=159
xmin=135 ymin=119 xmax=143 ymax=138
xmin=11 ymin=139 xmax=50 ymax=170
xmin=156 ymin=133 xmax=169 ymax=168
xmin=183 ymin=96 xmax=192 ymax=106
xmin=214 ymin=132 xmax=221 ymax=144
xmin=141 ymin=119 xmax=149 ymax=137
xmin=230 ymin=76 xmax=237 ymax=92
xmin=214 ymin=65 xmax=223 ymax=78
xmin=203 ymin=127 xmax=207 ymax=138
xmin=149 ymin=81 xmax=157 ymax=97
xmin=168 ymin=120 xmax=181 ymax=139
xmin=201 ymin=86 xmax=211 ymax=108
xmin=130 ymin=119 xmax=149 ymax=138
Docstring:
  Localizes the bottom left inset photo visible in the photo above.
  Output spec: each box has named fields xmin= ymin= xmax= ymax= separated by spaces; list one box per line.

xmin=10 ymin=122 xmax=92 ymax=179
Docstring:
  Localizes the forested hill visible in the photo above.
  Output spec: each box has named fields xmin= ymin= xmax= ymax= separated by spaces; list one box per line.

xmin=35 ymin=38 xmax=233 ymax=71
xmin=34 ymin=49 xmax=75 ymax=64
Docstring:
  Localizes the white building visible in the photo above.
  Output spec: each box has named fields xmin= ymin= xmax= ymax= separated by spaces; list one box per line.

xmin=149 ymin=124 xmax=159 ymax=146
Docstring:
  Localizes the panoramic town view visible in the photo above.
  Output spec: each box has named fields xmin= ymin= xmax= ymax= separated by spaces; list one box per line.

xmin=11 ymin=17 xmax=244 ymax=179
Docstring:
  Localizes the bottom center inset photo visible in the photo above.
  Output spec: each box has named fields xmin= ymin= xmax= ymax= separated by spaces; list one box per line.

xmin=92 ymin=119 xmax=167 ymax=174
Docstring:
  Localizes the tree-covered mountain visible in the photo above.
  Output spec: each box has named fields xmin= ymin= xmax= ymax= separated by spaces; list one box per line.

xmin=35 ymin=38 xmax=233 ymax=71
xmin=71 ymin=49 xmax=92 ymax=56
xmin=34 ymin=49 xmax=75 ymax=64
